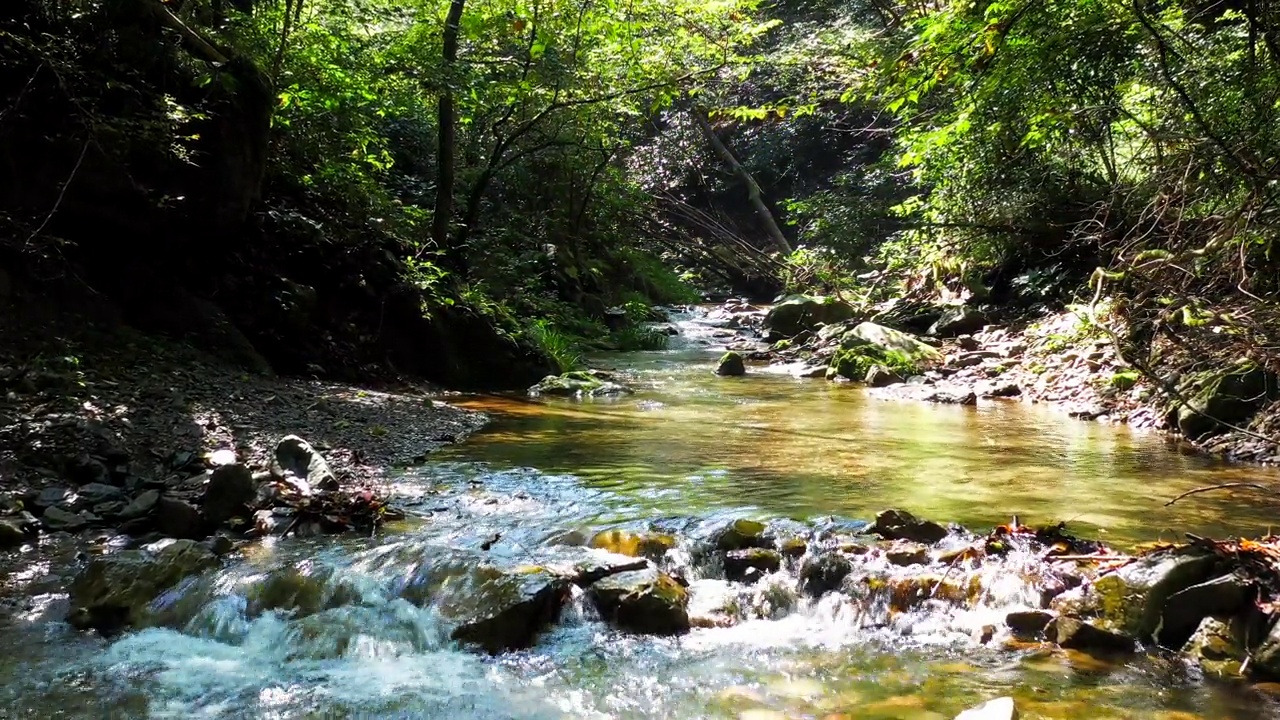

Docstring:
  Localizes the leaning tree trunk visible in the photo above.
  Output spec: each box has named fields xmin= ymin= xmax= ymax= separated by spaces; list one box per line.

xmin=690 ymin=104 xmax=792 ymax=256
xmin=432 ymin=0 xmax=467 ymax=272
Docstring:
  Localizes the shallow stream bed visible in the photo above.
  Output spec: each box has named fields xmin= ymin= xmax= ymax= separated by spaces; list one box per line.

xmin=3 ymin=310 xmax=1280 ymax=718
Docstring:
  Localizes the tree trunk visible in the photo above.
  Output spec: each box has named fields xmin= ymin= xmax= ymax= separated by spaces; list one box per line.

xmin=690 ymin=105 xmax=792 ymax=256
xmin=433 ymin=0 xmax=466 ymax=269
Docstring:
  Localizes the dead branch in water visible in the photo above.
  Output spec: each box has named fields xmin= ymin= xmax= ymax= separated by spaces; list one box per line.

xmin=1164 ymin=482 xmax=1270 ymax=506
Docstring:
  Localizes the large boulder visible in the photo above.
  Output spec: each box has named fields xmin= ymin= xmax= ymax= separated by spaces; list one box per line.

xmin=274 ymin=435 xmax=339 ymax=491
xmin=587 ymin=568 xmax=690 ymax=635
xmin=763 ymin=296 xmax=856 ymax=341
xmin=202 ymin=463 xmax=258 ymax=526
xmin=528 ymin=372 xmax=633 ymax=398
xmin=827 ymin=323 xmax=942 ymax=381
xmin=715 ymin=352 xmax=746 ymax=377
xmin=929 ymin=306 xmax=989 ymax=337
xmin=847 ymin=322 xmax=942 ymax=367
xmin=446 ymin=565 xmax=572 ymax=654
xmin=1091 ymin=546 xmax=1224 ymax=640
xmin=67 ymin=538 xmax=218 ymax=634
xmin=1176 ymin=363 xmax=1275 ymax=440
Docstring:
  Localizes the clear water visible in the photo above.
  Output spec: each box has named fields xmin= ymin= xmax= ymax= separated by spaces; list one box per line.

xmin=2 ymin=309 xmax=1280 ymax=719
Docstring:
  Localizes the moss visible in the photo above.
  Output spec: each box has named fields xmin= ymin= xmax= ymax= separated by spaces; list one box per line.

xmin=1109 ymin=370 xmax=1140 ymax=390
xmin=829 ymin=344 xmax=918 ymax=382
xmin=772 ymin=339 xmax=793 ymax=351
xmin=589 ymin=529 xmax=676 ymax=559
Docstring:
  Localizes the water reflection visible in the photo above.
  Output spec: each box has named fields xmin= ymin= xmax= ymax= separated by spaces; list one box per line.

xmin=448 ymin=341 xmax=1280 ymax=549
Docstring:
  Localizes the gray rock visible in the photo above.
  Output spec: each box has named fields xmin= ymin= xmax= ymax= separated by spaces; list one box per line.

xmin=1046 ymin=616 xmax=1135 ymax=653
xmin=885 ymin=544 xmax=930 ymax=566
xmin=33 ymin=487 xmax=70 ymax=510
xmin=723 ymin=548 xmax=782 ymax=581
xmin=954 ymin=696 xmax=1018 ymax=720
xmin=1092 ymin=546 xmax=1222 ymax=639
xmin=799 ymin=552 xmax=853 ymax=597
xmin=762 ymin=295 xmax=856 ymax=340
xmin=587 ymin=568 xmax=690 ymax=635
xmin=1156 ymin=571 xmax=1249 ymax=648
xmin=67 ymin=538 xmax=217 ymax=634
xmin=871 ymin=509 xmax=949 ymax=544
xmin=527 ymin=372 xmax=633 ymax=399
xmin=274 ymin=435 xmax=339 ymax=491
xmin=202 ymin=463 xmax=257 ymax=525
xmin=0 ymin=518 xmax=30 ymax=548
xmin=1005 ymin=610 xmax=1055 ymax=639
xmin=1177 ymin=363 xmax=1275 ymax=440
xmin=708 ymin=518 xmax=769 ymax=552
xmin=1182 ymin=616 xmax=1247 ymax=677
xmin=42 ymin=505 xmax=87 ymax=532
xmin=154 ymin=497 xmax=206 ymax=540
xmin=445 ymin=565 xmax=572 ymax=653
xmin=929 ymin=306 xmax=989 ymax=337
xmin=120 ymin=490 xmax=160 ymax=520
xmin=865 ymin=365 xmax=903 ymax=387
xmin=77 ymin=483 xmax=125 ymax=506
xmin=715 ymin=352 xmax=746 ymax=377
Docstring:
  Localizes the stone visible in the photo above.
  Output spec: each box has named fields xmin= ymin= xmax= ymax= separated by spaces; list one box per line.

xmin=154 ymin=496 xmax=206 ymax=540
xmin=762 ymin=295 xmax=856 ymax=340
xmin=1045 ymin=616 xmax=1135 ymax=653
xmin=956 ymin=335 xmax=981 ymax=351
xmin=871 ymin=509 xmax=949 ymax=544
xmin=33 ymin=487 xmax=71 ymax=510
xmin=798 ymin=552 xmax=853 ymax=597
xmin=1091 ymin=546 xmax=1222 ymax=640
xmin=77 ymin=483 xmax=125 ymax=506
xmin=202 ymin=463 xmax=257 ymax=525
xmin=1005 ymin=610 xmax=1055 ymax=639
xmin=865 ymin=365 xmax=903 ymax=387
xmin=1177 ymin=363 xmax=1274 ymax=440
xmin=447 ymin=565 xmax=573 ymax=654
xmin=67 ymin=538 xmax=217 ymax=634
xmin=42 ymin=505 xmax=87 ymax=532
xmin=66 ymin=455 xmax=112 ymax=486
xmin=589 ymin=529 xmax=676 ymax=561
xmin=885 ymin=544 xmax=930 ymax=567
xmin=274 ymin=435 xmax=339 ymax=491
xmin=954 ymin=696 xmax=1018 ymax=720
xmin=847 ymin=322 xmax=943 ymax=368
xmin=587 ymin=568 xmax=690 ymax=636
xmin=1156 ymin=571 xmax=1249 ymax=648
xmin=0 ymin=518 xmax=31 ymax=548
xmin=120 ymin=489 xmax=160 ymax=520
xmin=723 ymin=548 xmax=783 ymax=581
xmin=1182 ymin=616 xmax=1247 ymax=677
xmin=929 ymin=306 xmax=989 ymax=337
xmin=527 ymin=372 xmax=633 ymax=398
xmin=715 ymin=351 xmax=746 ymax=377
xmin=709 ymin=518 xmax=769 ymax=552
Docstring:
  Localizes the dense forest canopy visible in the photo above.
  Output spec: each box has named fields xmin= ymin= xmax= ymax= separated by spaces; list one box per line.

xmin=4 ymin=0 xmax=1280 ymax=386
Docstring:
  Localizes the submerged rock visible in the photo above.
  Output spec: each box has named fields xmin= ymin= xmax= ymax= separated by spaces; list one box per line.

xmin=884 ymin=543 xmax=930 ymax=567
xmin=587 ymin=568 xmax=690 ymax=635
xmin=527 ymin=372 xmax=633 ymax=398
xmin=67 ymin=538 xmax=218 ymax=634
xmin=715 ymin=351 xmax=746 ymax=377
xmin=448 ymin=565 xmax=572 ymax=654
xmin=870 ymin=509 xmax=949 ymax=544
xmin=274 ymin=435 xmax=339 ymax=491
xmin=954 ymin=696 xmax=1018 ymax=720
xmin=708 ymin=518 xmax=770 ymax=552
xmin=723 ymin=548 xmax=782 ymax=581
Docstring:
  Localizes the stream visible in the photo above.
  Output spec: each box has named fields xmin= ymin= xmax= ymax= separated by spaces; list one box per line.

xmin=5 ymin=308 xmax=1280 ymax=718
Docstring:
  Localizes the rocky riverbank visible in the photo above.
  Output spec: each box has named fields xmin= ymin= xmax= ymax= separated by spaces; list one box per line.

xmin=695 ymin=295 xmax=1280 ymax=467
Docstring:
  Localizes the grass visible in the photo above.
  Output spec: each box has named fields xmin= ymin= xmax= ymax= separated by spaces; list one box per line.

xmin=612 ymin=325 xmax=670 ymax=351
xmin=526 ymin=319 xmax=584 ymax=373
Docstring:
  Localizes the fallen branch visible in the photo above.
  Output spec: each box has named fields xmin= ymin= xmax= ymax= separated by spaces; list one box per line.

xmin=1164 ymin=482 xmax=1270 ymax=507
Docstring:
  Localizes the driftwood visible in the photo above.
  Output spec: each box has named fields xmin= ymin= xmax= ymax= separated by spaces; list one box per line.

xmin=1164 ymin=482 xmax=1270 ymax=506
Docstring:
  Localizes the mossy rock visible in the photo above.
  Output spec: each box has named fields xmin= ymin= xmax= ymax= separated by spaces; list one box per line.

xmin=827 ymin=323 xmax=940 ymax=382
xmin=715 ymin=351 xmax=746 ymax=376
xmin=589 ymin=528 xmax=677 ymax=561
xmin=67 ymin=538 xmax=218 ymax=634
xmin=444 ymin=564 xmax=572 ymax=654
xmin=763 ymin=295 xmax=856 ymax=340
xmin=1091 ymin=546 xmax=1222 ymax=640
xmin=723 ymin=548 xmax=783 ymax=581
xmin=587 ymin=568 xmax=690 ymax=635
xmin=710 ymin=518 xmax=768 ymax=551
xmin=1176 ymin=363 xmax=1274 ymax=440
xmin=528 ymin=372 xmax=633 ymax=398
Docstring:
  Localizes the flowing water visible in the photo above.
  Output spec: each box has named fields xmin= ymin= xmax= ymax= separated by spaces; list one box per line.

xmin=4 ymin=309 xmax=1280 ymax=719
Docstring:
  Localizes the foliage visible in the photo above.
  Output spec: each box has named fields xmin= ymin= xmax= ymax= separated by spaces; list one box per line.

xmin=526 ymin=319 xmax=583 ymax=373
xmin=611 ymin=326 xmax=670 ymax=352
